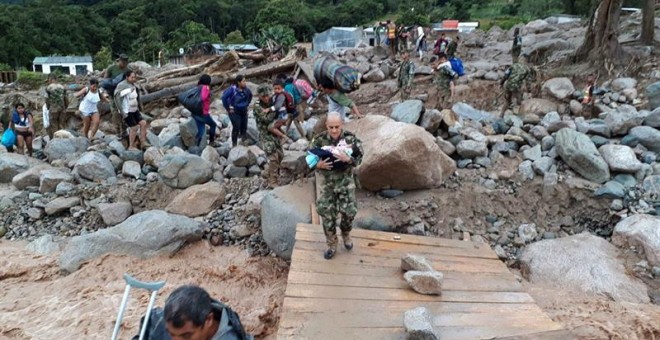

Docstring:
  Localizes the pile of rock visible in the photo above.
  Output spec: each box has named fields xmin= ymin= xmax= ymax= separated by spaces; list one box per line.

xmin=401 ymin=254 xmax=443 ymax=295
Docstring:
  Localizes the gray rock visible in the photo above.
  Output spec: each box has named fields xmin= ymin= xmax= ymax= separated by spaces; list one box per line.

xmin=594 ymin=181 xmax=625 ymax=199
xmin=643 ymin=175 xmax=660 ymax=196
xmin=605 ymin=105 xmax=644 ymax=136
xmin=27 ymin=207 xmax=44 ymax=220
xmin=435 ymin=138 xmax=456 ymax=155
xmin=404 ymin=307 xmax=438 ymax=340
xmin=158 ymin=124 xmax=184 ymax=148
xmin=158 ymin=154 xmax=213 ymax=189
xmin=227 ymin=146 xmax=257 ymax=167
xmin=401 ymin=254 xmax=434 ymax=272
xmin=415 ymin=65 xmax=433 ymax=75
xmin=529 ymin=125 xmax=549 ymax=140
xmin=541 ymin=136 xmax=555 ymax=151
xmin=73 ymin=152 xmax=116 ymax=182
xmin=97 ymin=201 xmax=133 ymax=226
xmin=44 ymin=137 xmax=89 ymax=161
xmin=165 ymin=182 xmax=225 ymax=217
xmin=26 ymin=234 xmax=63 ymax=255
xmin=363 ymin=68 xmax=385 ymax=82
xmin=518 ymin=160 xmax=535 ymax=180
xmin=518 ymin=223 xmax=538 ymax=243
xmin=520 ymin=233 xmax=649 ymax=303
xmin=540 ymin=111 xmax=561 ymax=128
xmin=55 ymin=182 xmax=76 ymax=196
xmin=644 ymin=108 xmax=660 ymax=128
xmin=590 ymin=135 xmax=609 ymax=148
xmin=519 ymin=98 xmax=558 ymax=116
xmin=456 ymin=140 xmax=488 ymax=158
xmin=261 ymin=181 xmax=314 ymax=259
xmin=612 ymin=214 xmax=660 ymax=267
xmin=475 ymin=156 xmax=491 ymax=168
xmin=542 ymin=78 xmax=575 ymax=100
xmin=1 ymin=154 xmax=32 ymax=183
xmin=525 ymin=39 xmax=571 ymax=63
xmin=39 ymin=169 xmax=73 ymax=193
xmin=59 ymin=210 xmax=204 ymax=273
xmin=11 ymin=164 xmax=51 ymax=188
xmin=391 ymin=100 xmax=424 ymax=125
xmin=610 ymin=199 xmax=624 ymax=211
xmin=404 ymin=271 xmax=444 ymax=295
xmin=533 ymin=157 xmax=554 ymax=175
xmin=629 ymin=126 xmax=660 ymax=152
xmin=598 ymin=144 xmax=643 ymax=173
xmin=647 ymin=81 xmax=660 ymax=110
xmin=45 ymin=197 xmax=80 ymax=215
xmin=180 ymin=118 xmax=207 ymax=149
xmin=120 ymin=149 xmax=144 ymax=165
xmin=353 ymin=208 xmax=395 ymax=232
xmin=223 ymin=165 xmax=248 ymax=178
xmin=122 ymin=161 xmax=142 ymax=179
xmin=614 ymin=174 xmax=637 ymax=188
xmin=522 ymin=145 xmax=542 ymax=162
xmin=419 ymin=109 xmax=444 ymax=133
xmin=555 ymin=128 xmax=610 ymax=183
xmin=611 ymin=77 xmax=637 ymax=91
xmin=379 ymin=189 xmax=404 ymax=198
xmin=108 ymin=154 xmax=123 ymax=170
xmin=451 ymin=102 xmax=495 ymax=123
xmin=569 ymin=100 xmax=583 ymax=115
xmin=229 ymin=224 xmax=255 ymax=239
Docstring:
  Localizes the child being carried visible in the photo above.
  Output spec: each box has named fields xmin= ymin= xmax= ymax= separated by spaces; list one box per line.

xmin=306 ymin=138 xmax=362 ymax=171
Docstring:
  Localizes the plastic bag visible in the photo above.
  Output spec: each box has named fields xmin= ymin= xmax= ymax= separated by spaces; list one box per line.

xmin=1 ymin=128 xmax=16 ymax=148
xmin=42 ymin=103 xmax=50 ymax=129
xmin=177 ymin=86 xmax=203 ymax=116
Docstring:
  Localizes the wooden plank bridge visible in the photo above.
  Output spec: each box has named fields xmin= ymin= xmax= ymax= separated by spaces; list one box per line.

xmin=277 ymin=223 xmax=565 ymax=340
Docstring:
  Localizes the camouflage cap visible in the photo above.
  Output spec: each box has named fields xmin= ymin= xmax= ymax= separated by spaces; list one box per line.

xmin=257 ymin=85 xmax=272 ymax=96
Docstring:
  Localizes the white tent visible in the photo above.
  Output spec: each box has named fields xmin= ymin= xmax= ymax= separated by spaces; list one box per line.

xmin=313 ymin=27 xmax=364 ymax=52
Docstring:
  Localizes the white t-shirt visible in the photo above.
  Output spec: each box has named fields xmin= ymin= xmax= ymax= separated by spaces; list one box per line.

xmin=78 ymin=88 xmax=101 ymax=115
xmin=417 ymin=26 xmax=424 ymax=37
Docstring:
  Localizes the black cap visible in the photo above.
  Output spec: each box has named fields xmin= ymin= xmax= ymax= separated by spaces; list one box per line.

xmin=118 ymin=53 xmax=129 ymax=62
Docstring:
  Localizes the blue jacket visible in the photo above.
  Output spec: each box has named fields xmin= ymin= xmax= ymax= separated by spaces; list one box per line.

xmin=222 ymin=85 xmax=253 ymax=112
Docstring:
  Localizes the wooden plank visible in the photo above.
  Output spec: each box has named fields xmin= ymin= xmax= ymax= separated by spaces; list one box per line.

xmin=285 ymin=283 xmax=535 ymax=304
xmin=297 ymin=223 xmax=492 ymax=252
xmin=294 ymin=231 xmax=497 ymax=260
xmin=285 ymin=270 xmax=522 ymax=292
xmin=278 ymin=310 xmax=557 ymax=329
xmin=291 ymin=247 xmax=511 ymax=274
xmin=280 ymin=297 xmax=545 ymax=314
xmin=494 ymin=329 xmax=578 ymax=339
xmin=310 ymin=204 xmax=320 ymax=225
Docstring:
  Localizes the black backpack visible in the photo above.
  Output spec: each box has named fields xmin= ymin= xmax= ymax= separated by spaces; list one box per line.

xmin=132 ymin=301 xmax=252 ymax=340
xmin=177 ymin=86 xmax=204 ymax=116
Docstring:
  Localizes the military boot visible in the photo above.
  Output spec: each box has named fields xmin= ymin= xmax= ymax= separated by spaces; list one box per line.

xmin=324 ymin=234 xmax=338 ymax=260
xmin=342 ymin=232 xmax=353 ymax=250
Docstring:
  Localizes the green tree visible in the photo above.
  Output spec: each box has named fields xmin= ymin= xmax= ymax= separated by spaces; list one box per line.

xmin=257 ymin=25 xmax=297 ymax=53
xmin=131 ymin=24 xmax=164 ymax=64
xmin=94 ymin=46 xmax=113 ymax=71
xmin=225 ymin=30 xmax=246 ymax=44
xmin=167 ymin=20 xmax=221 ymax=51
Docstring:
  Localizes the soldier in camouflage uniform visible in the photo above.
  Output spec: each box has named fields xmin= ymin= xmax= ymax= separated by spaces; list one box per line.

xmin=310 ymin=112 xmax=364 ymax=260
xmin=500 ymin=54 xmax=532 ymax=115
xmin=446 ymin=36 xmax=459 ymax=58
xmin=433 ymin=53 xmax=457 ymax=111
xmin=511 ymin=27 xmax=522 ymax=62
xmin=254 ymin=85 xmax=283 ymax=189
xmin=397 ymin=51 xmax=415 ymax=100
xmin=43 ymin=73 xmax=69 ymax=139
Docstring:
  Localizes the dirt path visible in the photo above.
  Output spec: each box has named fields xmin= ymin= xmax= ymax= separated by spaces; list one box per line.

xmin=0 ymin=241 xmax=288 ymax=340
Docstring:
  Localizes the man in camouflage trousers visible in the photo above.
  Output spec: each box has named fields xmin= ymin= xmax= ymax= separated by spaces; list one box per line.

xmin=500 ymin=54 xmax=533 ymax=115
xmin=310 ymin=112 xmax=364 ymax=260
xmin=43 ymin=73 xmax=68 ymax=139
xmin=254 ymin=85 xmax=283 ymax=188
xmin=397 ymin=51 xmax=415 ymax=100
xmin=433 ymin=53 xmax=457 ymax=111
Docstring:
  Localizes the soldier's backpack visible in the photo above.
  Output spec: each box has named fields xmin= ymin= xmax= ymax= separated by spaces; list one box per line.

xmin=313 ymin=56 xmax=361 ymax=93
xmin=449 ymin=57 xmax=465 ymax=77
xmin=132 ymin=301 xmax=252 ymax=340
xmin=100 ymin=73 xmax=125 ymax=96
xmin=276 ymin=91 xmax=297 ymax=114
xmin=177 ymin=86 xmax=204 ymax=116
xmin=294 ymin=79 xmax=313 ymax=99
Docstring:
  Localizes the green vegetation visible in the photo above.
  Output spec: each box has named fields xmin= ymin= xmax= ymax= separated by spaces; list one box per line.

xmin=15 ymin=71 xmax=47 ymax=90
xmin=0 ymin=0 xmax=648 ymax=69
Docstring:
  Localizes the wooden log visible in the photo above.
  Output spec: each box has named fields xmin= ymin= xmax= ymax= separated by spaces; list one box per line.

xmin=140 ymin=76 xmax=228 ymax=104
xmin=237 ymin=59 xmax=298 ymax=79
xmin=149 ymin=56 xmax=220 ymax=81
xmin=236 ymin=51 xmax=268 ymax=62
xmin=142 ymin=75 xmax=199 ymax=93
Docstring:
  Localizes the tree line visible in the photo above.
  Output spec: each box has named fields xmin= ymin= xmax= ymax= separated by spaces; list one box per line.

xmin=0 ymin=0 xmax=650 ymax=70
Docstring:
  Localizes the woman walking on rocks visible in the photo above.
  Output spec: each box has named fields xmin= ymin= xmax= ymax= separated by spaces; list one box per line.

xmin=222 ymin=75 xmax=252 ymax=147
xmin=193 ymin=74 xmax=218 ymax=146
xmin=74 ymin=78 xmax=104 ymax=140
xmin=10 ymin=103 xmax=34 ymax=156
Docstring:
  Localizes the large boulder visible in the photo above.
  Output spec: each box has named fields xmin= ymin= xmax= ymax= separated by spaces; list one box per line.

xmin=158 ymin=123 xmax=184 ymax=148
xmin=59 ymin=210 xmax=205 ymax=273
xmin=542 ymin=78 xmax=575 ymax=100
xmin=612 ymin=214 xmax=660 ymax=267
xmin=451 ymin=102 xmax=496 ymax=123
xmin=165 ymin=182 xmax=225 ymax=217
xmin=644 ymin=108 xmax=660 ymax=128
xmin=525 ymin=39 xmax=572 ymax=63
xmin=363 ymin=68 xmax=386 ymax=82
xmin=261 ymin=181 xmax=314 ymax=260
xmin=604 ymin=105 xmax=645 ymax=136
xmin=628 ymin=126 xmax=660 ymax=152
xmin=45 ymin=197 xmax=80 ymax=215
xmin=39 ymin=169 xmax=73 ymax=193
xmin=519 ymin=98 xmax=558 ymax=116
xmin=346 ymin=116 xmax=456 ymax=191
xmin=11 ymin=164 xmax=51 ymax=189
xmin=598 ymin=145 xmax=643 ymax=173
xmin=144 ymin=147 xmax=166 ymax=169
xmin=97 ymin=201 xmax=133 ymax=226
xmin=645 ymin=81 xmax=660 ymax=110
xmin=44 ymin=137 xmax=89 ymax=161
xmin=391 ymin=100 xmax=424 ymax=124
xmin=180 ymin=117 xmax=207 ymax=149
xmin=419 ymin=109 xmax=448 ymax=133
xmin=227 ymin=146 xmax=257 ymax=167
xmin=0 ymin=154 xmax=32 ymax=183
xmin=525 ymin=19 xmax=553 ymax=34
xmin=73 ymin=152 xmax=116 ymax=182
xmin=158 ymin=154 xmax=213 ymax=189
xmin=610 ymin=77 xmax=637 ymax=92
xmin=555 ymin=128 xmax=610 ymax=183
xmin=520 ymin=233 xmax=649 ymax=303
